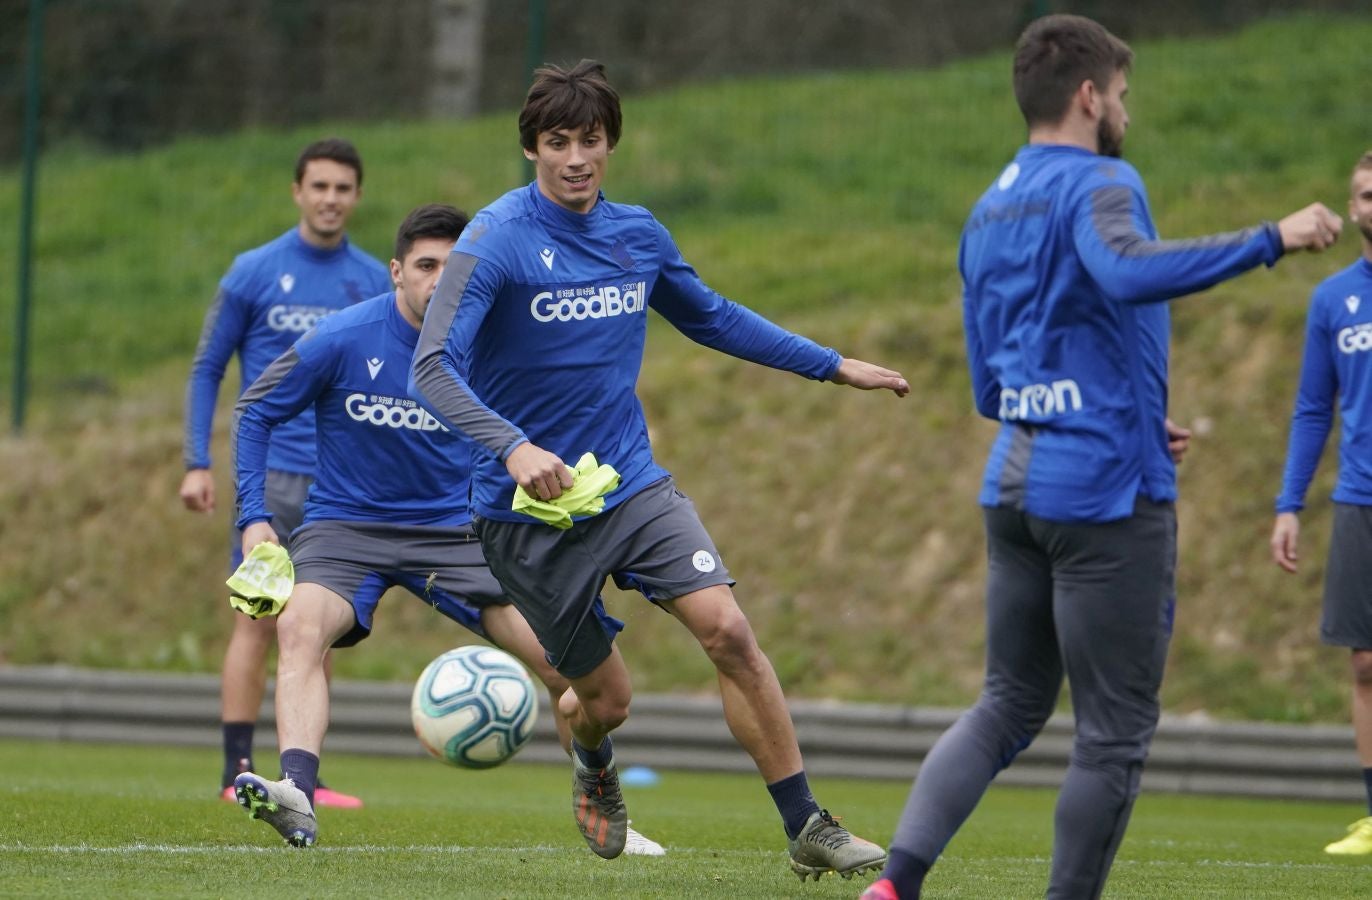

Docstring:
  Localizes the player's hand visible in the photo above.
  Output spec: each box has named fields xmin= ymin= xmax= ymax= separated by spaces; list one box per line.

xmin=240 ymin=521 xmax=278 ymax=561
xmin=1270 ymin=512 xmax=1301 ymax=573
xmin=1277 ymin=203 xmax=1342 ymax=252
xmin=831 ymin=358 xmax=910 ymax=397
xmin=1165 ymin=418 xmax=1192 ymax=464
xmin=179 ymin=468 xmax=216 ymax=513
xmin=506 ymin=442 xmax=573 ymax=501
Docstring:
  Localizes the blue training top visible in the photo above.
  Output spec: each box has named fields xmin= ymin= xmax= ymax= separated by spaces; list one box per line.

xmin=1275 ymin=258 xmax=1372 ymax=512
xmin=183 ymin=227 xmax=390 ymax=475
xmin=411 ymin=182 xmax=842 ymax=523
xmin=962 ymin=144 xmax=1284 ymax=523
xmin=233 ymin=293 xmax=473 ymax=529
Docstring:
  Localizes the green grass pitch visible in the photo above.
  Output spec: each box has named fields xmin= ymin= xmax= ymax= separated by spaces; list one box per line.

xmin=0 ymin=738 xmax=1367 ymax=897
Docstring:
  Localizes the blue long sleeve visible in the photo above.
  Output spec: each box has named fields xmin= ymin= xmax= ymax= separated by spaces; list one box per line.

xmin=232 ymin=347 xmax=327 ymax=526
xmin=1073 ymin=184 xmax=1283 ymax=305
xmin=1275 ymin=305 xmax=1336 ymax=513
xmin=649 ymin=225 xmax=841 ymax=380
xmin=184 ymin=287 xmax=250 ymax=469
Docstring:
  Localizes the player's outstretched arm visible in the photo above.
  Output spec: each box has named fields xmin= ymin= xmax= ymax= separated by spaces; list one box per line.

xmin=1278 ymin=203 xmax=1343 ymax=253
xmin=1270 ymin=512 xmax=1301 ymax=573
xmin=830 ymin=358 xmax=910 ymax=397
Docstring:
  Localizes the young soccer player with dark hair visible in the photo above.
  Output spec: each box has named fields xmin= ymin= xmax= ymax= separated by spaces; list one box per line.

xmin=229 ymin=203 xmax=662 ymax=855
xmin=181 ymin=137 xmax=390 ymax=808
xmin=411 ymin=60 xmax=904 ymax=880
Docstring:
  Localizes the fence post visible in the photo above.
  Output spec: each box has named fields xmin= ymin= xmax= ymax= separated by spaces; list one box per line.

xmin=13 ymin=0 xmax=46 ymax=435
xmin=520 ymin=0 xmax=547 ymax=186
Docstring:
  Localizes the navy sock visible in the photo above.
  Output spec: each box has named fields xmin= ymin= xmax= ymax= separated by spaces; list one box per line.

xmin=221 ymin=722 xmax=254 ymax=788
xmin=280 ymin=748 xmax=320 ymax=808
xmin=767 ymin=771 xmax=821 ymax=840
xmin=571 ymin=737 xmax=614 ymax=770
xmin=885 ymin=847 xmax=931 ymax=899
xmin=1363 ymin=768 xmax=1372 ymax=815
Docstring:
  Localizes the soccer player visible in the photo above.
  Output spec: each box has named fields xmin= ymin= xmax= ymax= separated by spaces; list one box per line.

xmin=180 ymin=138 xmax=391 ymax=808
xmin=229 ymin=203 xmax=662 ymax=855
xmin=1270 ymin=150 xmax=1372 ymax=857
xmin=410 ymin=60 xmax=904 ymax=879
xmin=861 ymin=15 xmax=1341 ymax=900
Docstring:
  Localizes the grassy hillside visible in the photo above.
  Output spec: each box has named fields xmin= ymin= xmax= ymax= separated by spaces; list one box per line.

xmin=0 ymin=15 xmax=1367 ymax=721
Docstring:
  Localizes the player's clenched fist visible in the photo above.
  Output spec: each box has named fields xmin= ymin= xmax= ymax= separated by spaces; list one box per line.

xmin=1278 ymin=202 xmax=1343 ymax=252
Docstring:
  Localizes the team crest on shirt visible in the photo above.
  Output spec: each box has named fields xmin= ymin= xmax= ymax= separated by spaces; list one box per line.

xmin=1347 ymin=295 xmax=1361 ymax=315
xmin=366 ymin=357 xmax=384 ymax=380
xmin=279 ymin=273 xmax=295 ymax=294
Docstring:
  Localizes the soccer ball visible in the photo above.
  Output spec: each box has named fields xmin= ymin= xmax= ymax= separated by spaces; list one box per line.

xmin=410 ymin=645 xmax=539 ymax=769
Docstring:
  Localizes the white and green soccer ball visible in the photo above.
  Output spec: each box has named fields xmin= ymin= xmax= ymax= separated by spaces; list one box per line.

xmin=410 ymin=645 xmax=539 ymax=769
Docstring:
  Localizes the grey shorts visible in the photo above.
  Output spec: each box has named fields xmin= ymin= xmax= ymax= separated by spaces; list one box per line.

xmin=289 ymin=520 xmax=506 ymax=648
xmin=474 ymin=476 xmax=732 ymax=679
xmin=1321 ymin=502 xmax=1372 ymax=649
xmin=229 ymin=469 xmax=312 ymax=570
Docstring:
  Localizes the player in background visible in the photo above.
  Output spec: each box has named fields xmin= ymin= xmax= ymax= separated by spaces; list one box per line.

xmin=411 ymin=60 xmax=905 ymax=880
xmin=1270 ymin=150 xmax=1372 ymax=857
xmin=229 ymin=204 xmax=663 ymax=855
xmin=180 ymin=138 xmax=391 ymax=808
xmin=862 ymin=15 xmax=1341 ymax=900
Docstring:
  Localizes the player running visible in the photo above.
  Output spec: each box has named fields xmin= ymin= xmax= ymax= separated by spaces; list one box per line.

xmin=411 ymin=60 xmax=904 ymax=879
xmin=229 ymin=203 xmax=662 ymax=855
xmin=181 ymin=137 xmax=390 ymax=808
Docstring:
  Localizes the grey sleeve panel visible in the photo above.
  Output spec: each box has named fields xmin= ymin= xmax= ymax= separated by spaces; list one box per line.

xmin=412 ymin=253 xmax=527 ymax=460
xmin=1090 ymin=186 xmax=1268 ymax=257
xmin=183 ymin=286 xmax=231 ymax=469
xmin=191 ymin=287 xmax=230 ymax=361
xmin=229 ymin=347 xmax=304 ymax=474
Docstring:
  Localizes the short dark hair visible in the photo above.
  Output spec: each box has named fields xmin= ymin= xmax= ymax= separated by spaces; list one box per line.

xmin=393 ymin=203 xmax=469 ymax=262
xmin=294 ymin=137 xmax=365 ymax=186
xmin=518 ymin=59 xmax=622 ymax=152
xmin=1013 ymin=15 xmax=1133 ymax=129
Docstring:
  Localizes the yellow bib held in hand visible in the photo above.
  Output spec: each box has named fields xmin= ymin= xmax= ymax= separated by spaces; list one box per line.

xmin=226 ymin=542 xmax=295 ymax=618
xmin=512 ymin=452 xmax=621 ymax=529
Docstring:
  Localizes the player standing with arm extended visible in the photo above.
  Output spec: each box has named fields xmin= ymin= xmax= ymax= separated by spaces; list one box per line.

xmin=226 ymin=204 xmax=662 ymax=855
xmin=179 ymin=138 xmax=391 ymax=808
xmin=862 ymin=15 xmax=1341 ymax=900
xmin=1270 ymin=150 xmax=1372 ymax=857
xmin=411 ymin=60 xmax=906 ymax=880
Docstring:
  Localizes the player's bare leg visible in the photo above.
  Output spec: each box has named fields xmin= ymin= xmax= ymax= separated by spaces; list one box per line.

xmin=233 ymin=583 xmax=351 ymax=847
xmin=665 ymin=585 xmax=885 ymax=880
xmin=556 ymin=650 xmax=632 ymax=859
